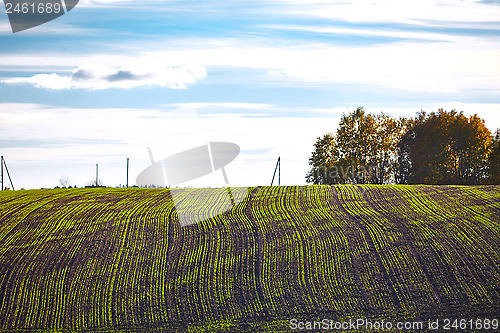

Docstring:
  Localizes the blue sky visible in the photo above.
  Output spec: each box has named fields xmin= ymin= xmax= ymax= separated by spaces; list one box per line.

xmin=1 ymin=0 xmax=500 ymax=188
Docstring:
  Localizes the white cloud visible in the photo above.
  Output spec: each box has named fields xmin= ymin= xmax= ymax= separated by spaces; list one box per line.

xmin=3 ymin=63 xmax=207 ymax=90
xmin=0 ymin=21 xmax=12 ymax=35
xmin=265 ymin=24 xmax=455 ymax=43
xmin=279 ymin=0 xmax=500 ymax=25
xmin=278 ymin=42 xmax=500 ymax=93
xmin=171 ymin=102 xmax=271 ymax=109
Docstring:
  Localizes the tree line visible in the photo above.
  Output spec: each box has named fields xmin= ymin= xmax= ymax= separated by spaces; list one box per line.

xmin=306 ymin=107 xmax=500 ymax=185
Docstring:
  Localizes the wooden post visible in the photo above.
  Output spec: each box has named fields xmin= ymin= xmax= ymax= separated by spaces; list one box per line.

xmin=1 ymin=156 xmax=3 ymax=191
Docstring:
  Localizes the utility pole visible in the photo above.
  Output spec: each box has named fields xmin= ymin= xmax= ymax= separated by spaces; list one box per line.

xmin=126 ymin=158 xmax=129 ymax=187
xmin=1 ymin=156 xmax=14 ymax=190
xmin=279 ymin=157 xmax=280 ymax=186
xmin=96 ymin=163 xmax=98 ymax=187
xmin=271 ymin=157 xmax=281 ymax=186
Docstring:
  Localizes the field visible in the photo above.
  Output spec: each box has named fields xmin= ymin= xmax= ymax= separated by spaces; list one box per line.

xmin=0 ymin=185 xmax=499 ymax=332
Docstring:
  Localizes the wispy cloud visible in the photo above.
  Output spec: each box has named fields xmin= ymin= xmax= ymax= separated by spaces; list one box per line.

xmin=0 ymin=18 xmax=95 ymax=35
xmin=277 ymin=0 xmax=500 ymax=25
xmin=264 ymin=24 xmax=473 ymax=43
xmin=0 ymin=21 xmax=12 ymax=35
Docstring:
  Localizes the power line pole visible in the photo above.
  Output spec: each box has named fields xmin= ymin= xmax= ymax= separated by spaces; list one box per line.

xmin=279 ymin=157 xmax=280 ymax=186
xmin=1 ymin=156 xmax=14 ymax=190
xmin=126 ymin=158 xmax=129 ymax=187
xmin=96 ymin=163 xmax=98 ymax=187
xmin=271 ymin=157 xmax=281 ymax=186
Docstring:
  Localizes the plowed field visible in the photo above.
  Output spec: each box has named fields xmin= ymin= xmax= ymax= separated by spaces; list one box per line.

xmin=0 ymin=185 xmax=499 ymax=332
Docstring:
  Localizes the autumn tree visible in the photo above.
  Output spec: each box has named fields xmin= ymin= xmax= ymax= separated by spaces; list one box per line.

xmin=397 ymin=109 xmax=491 ymax=185
xmin=307 ymin=107 xmax=407 ymax=184
xmin=488 ymin=129 xmax=500 ymax=184
xmin=306 ymin=133 xmax=338 ymax=184
xmin=370 ymin=113 xmax=411 ymax=184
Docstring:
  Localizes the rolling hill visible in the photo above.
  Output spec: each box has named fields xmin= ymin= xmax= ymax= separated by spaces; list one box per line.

xmin=0 ymin=185 xmax=499 ymax=332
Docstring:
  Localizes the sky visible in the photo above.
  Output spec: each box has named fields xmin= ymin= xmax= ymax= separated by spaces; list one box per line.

xmin=1 ymin=0 xmax=500 ymax=189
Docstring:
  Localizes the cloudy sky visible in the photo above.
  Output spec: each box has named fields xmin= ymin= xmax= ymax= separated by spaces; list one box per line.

xmin=1 ymin=0 xmax=500 ymax=189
